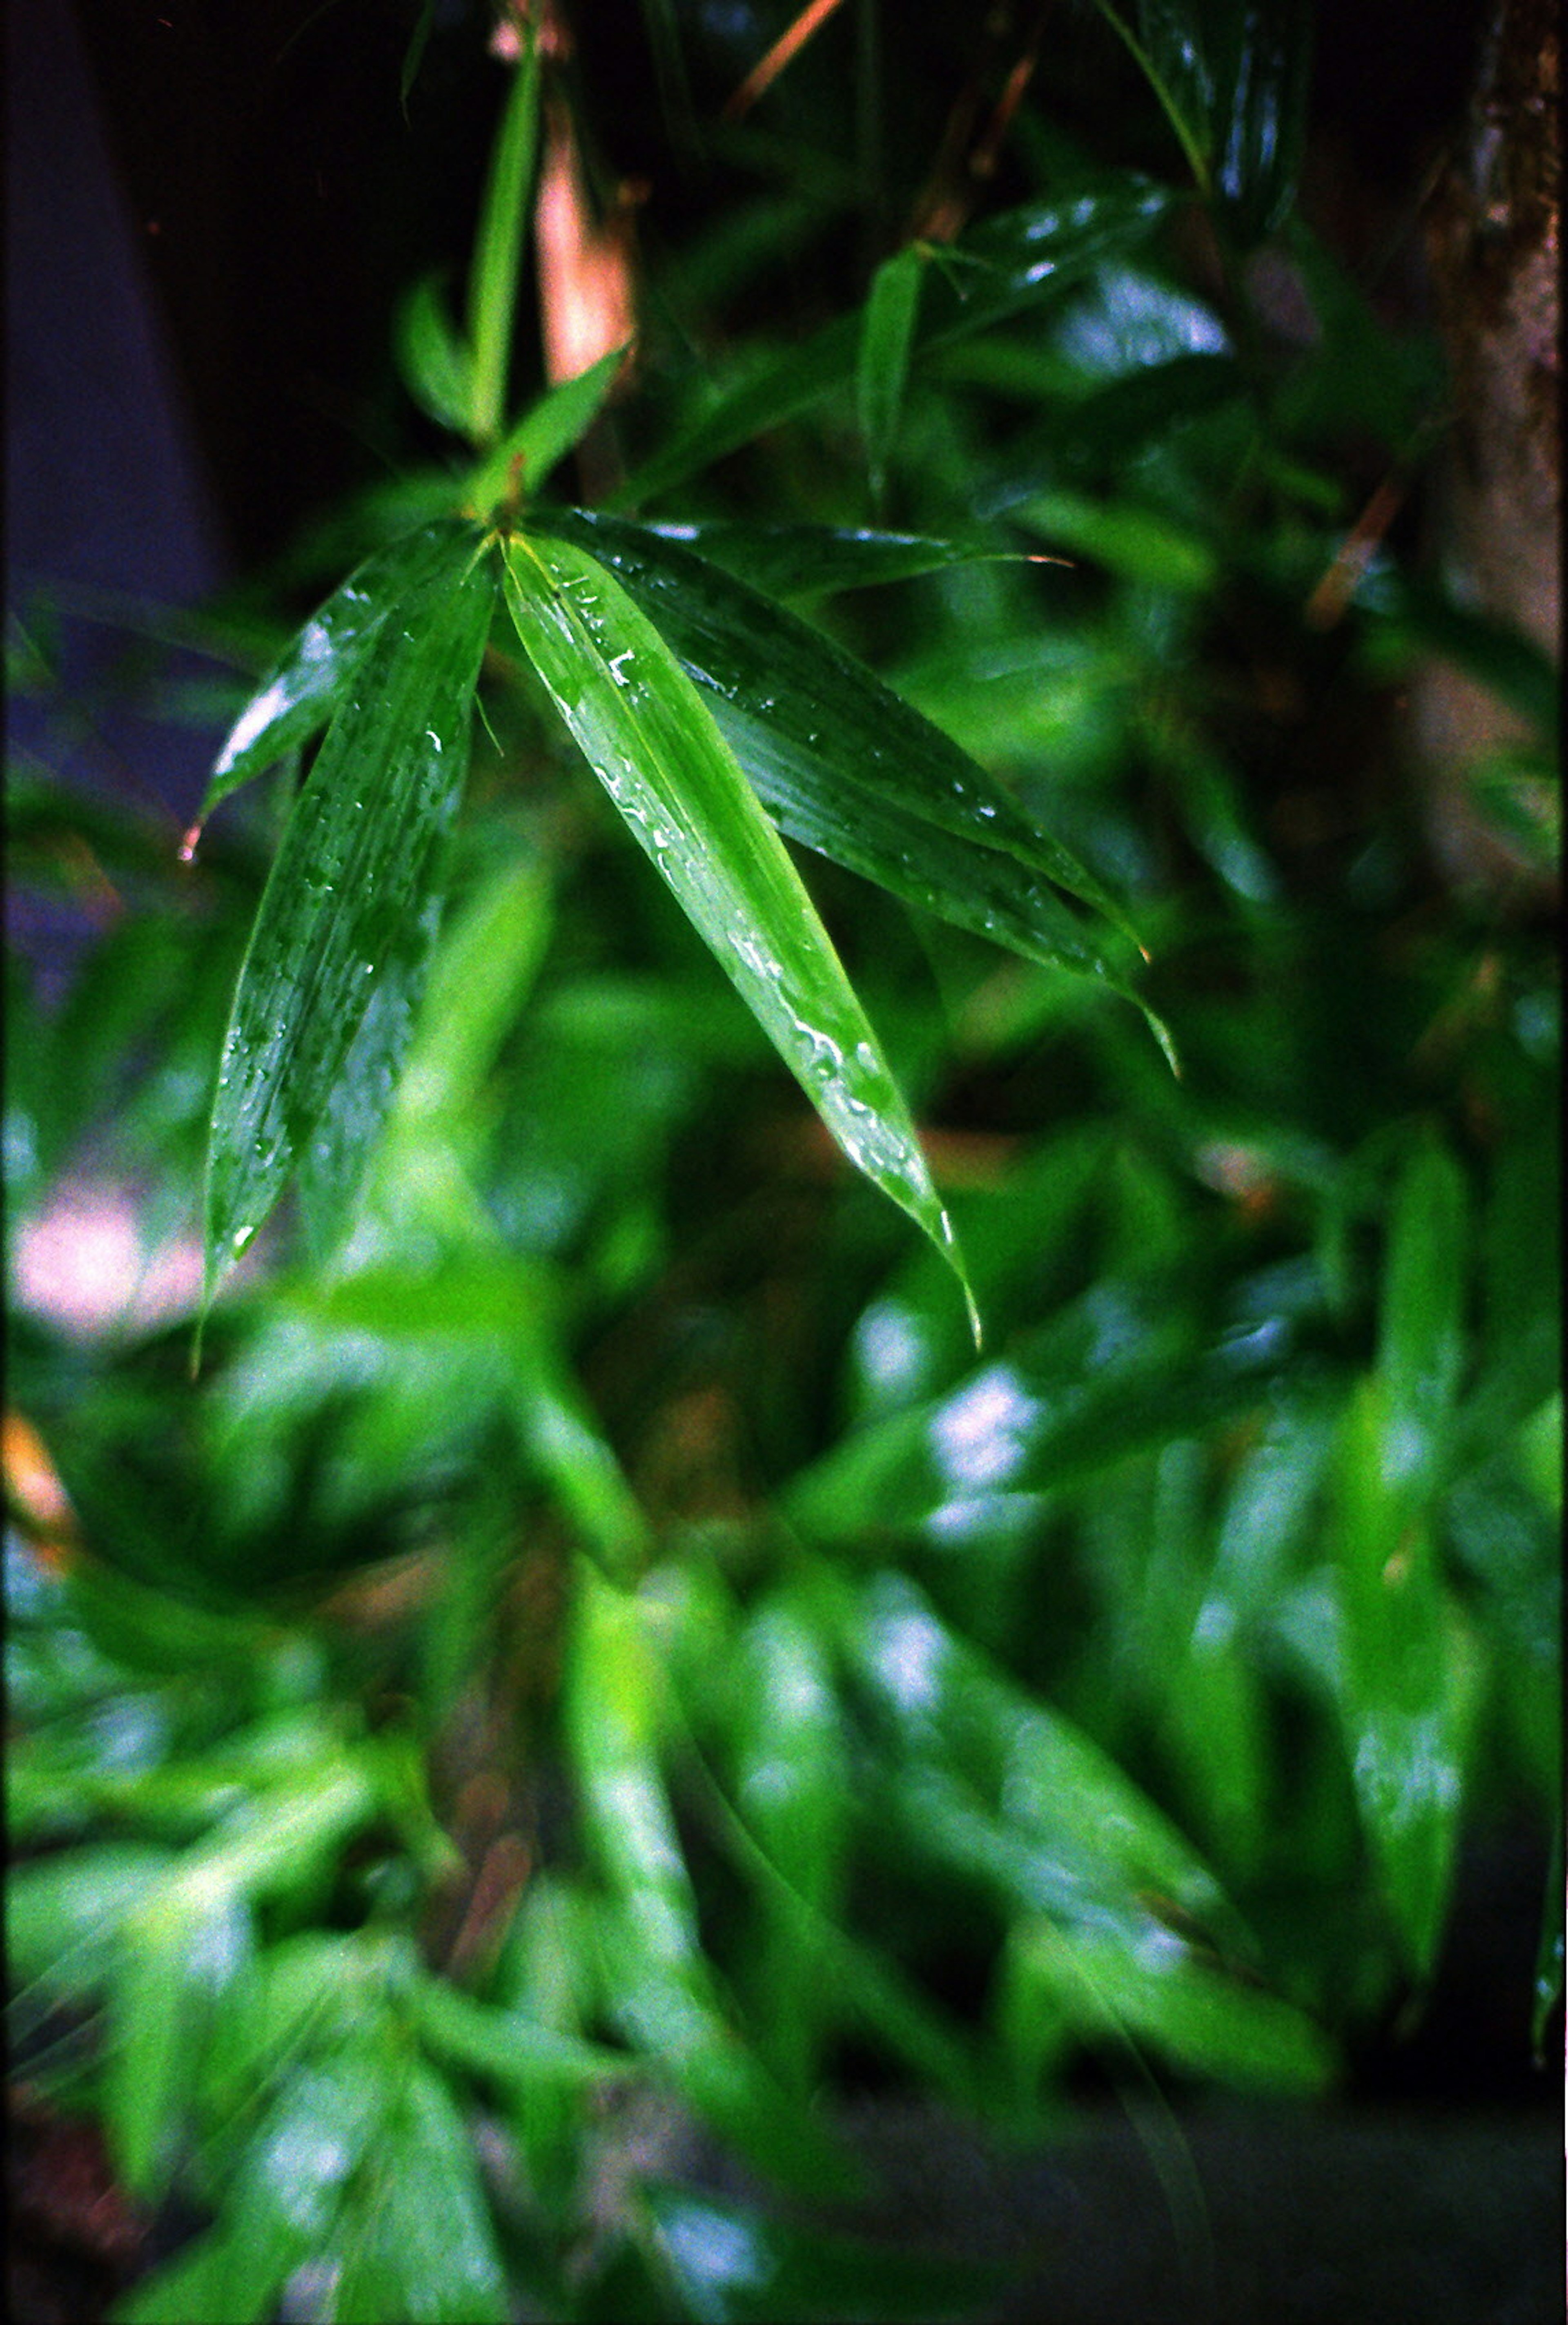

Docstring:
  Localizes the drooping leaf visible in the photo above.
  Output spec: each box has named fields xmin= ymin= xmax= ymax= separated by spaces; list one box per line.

xmin=194 ymin=520 xmax=477 ymax=831
xmin=528 ymin=508 xmax=1146 ymax=970
xmin=501 ymin=529 xmax=974 ymax=1314
xmin=204 ymin=535 xmax=494 ymax=1294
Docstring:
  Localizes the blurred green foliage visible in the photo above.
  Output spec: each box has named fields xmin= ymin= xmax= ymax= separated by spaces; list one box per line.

xmin=6 ymin=3 xmax=1559 ymax=2319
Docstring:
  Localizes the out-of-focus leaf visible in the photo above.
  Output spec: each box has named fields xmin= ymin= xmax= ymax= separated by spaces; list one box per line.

xmin=6 ymin=1842 xmax=176 ymax=1989
xmin=728 ymin=1587 xmax=850 ymax=2092
xmin=788 ymin=1278 xmax=1282 ymax=1546
xmin=1016 ymin=490 xmax=1217 ymax=592
xmin=107 ymin=1886 xmax=250 ymax=2196
xmin=501 ymin=531 xmax=973 ymax=1315
xmin=410 ymin=1971 xmax=628 ymax=2091
xmin=1092 ymin=1 xmax=1310 ymax=232
xmin=617 ymin=180 xmax=1174 ymax=506
xmin=566 ymin=1566 xmax=860 ymax=2198
xmin=1212 ymin=0 xmax=1312 ymax=234
xmin=194 ymin=522 xmax=477 ymax=828
xmin=470 ymin=343 xmax=628 ymax=515
xmin=1332 ymin=1141 xmax=1476 ymax=1959
xmin=1004 ymin=1914 xmax=1332 ymax=2091
xmin=1379 ymin=1133 xmax=1467 ymax=1502
xmin=204 ymin=539 xmax=494 ymax=1294
xmin=841 ymin=1572 xmax=1230 ymax=1933
xmin=528 ymin=509 xmax=1147 ymax=973
xmin=648 ymin=2187 xmax=1000 ymax=2324
xmin=466 ymin=16 xmax=542 ymax=446
xmin=395 ymin=273 xmax=475 ymax=435
xmin=1331 ymin=1377 xmax=1469 ymax=1979
xmin=858 ymin=244 xmax=924 ymax=505
xmin=330 ymin=2058 xmax=510 ymax=2323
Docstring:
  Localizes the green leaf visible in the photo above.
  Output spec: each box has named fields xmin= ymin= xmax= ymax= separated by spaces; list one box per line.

xmin=528 ymin=509 xmax=1146 ymax=974
xmin=858 ymin=244 xmax=924 ymax=506
xmin=331 ymin=2060 xmax=510 ymax=2323
xmin=1004 ymin=1916 xmax=1332 ymax=2092
xmin=470 ymin=343 xmax=629 ymax=516
xmin=635 ymin=521 xmax=1024 ymax=602
xmin=616 ymin=180 xmax=1173 ymax=506
xmin=204 ymin=536 xmax=494 ymax=1294
xmin=193 ymin=521 xmax=477 ymax=831
xmin=1331 ymin=1377 xmax=1470 ymax=1978
xmin=395 ymin=273 xmax=476 ymax=435
xmin=467 ymin=21 xmax=542 ymax=445
xmin=1212 ymin=0 xmax=1313 ymax=234
xmin=501 ymin=530 xmax=974 ymax=1316
xmin=1378 ymin=1132 xmax=1467 ymax=1501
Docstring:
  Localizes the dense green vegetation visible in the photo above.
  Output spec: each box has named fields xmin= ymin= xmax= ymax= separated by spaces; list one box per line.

xmin=7 ymin=3 xmax=1559 ymax=2318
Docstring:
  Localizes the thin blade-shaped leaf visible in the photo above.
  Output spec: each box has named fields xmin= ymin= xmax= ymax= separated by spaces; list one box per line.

xmin=194 ymin=519 xmax=476 ymax=830
xmin=617 ymin=179 xmax=1173 ymax=506
xmin=859 ymin=243 xmax=924 ymax=505
xmin=529 ymin=509 xmax=1143 ymax=954
xmin=469 ymin=341 xmax=629 ymax=516
xmin=1213 ymin=0 xmax=1312 ymax=234
xmin=466 ymin=18 xmax=542 ymax=444
xmin=204 ymin=540 xmax=493 ymax=1292
xmin=638 ymin=519 xmax=1028 ymax=600
xmin=501 ymin=531 xmax=973 ymax=1313
xmin=395 ymin=272 xmax=475 ymax=435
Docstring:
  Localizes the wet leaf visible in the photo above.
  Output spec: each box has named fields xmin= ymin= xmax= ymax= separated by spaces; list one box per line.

xmin=636 ymin=519 xmax=1023 ymax=602
xmin=195 ymin=522 xmax=478 ymax=829
xmin=502 ymin=530 xmax=974 ymax=1315
xmin=528 ymin=509 xmax=1146 ymax=974
xmin=204 ymin=538 xmax=494 ymax=1296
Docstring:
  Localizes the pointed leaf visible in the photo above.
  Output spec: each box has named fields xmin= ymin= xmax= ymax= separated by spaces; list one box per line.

xmin=395 ymin=272 xmax=476 ymax=435
xmin=637 ymin=520 xmax=1025 ymax=601
xmin=858 ymin=244 xmax=924 ymax=504
xmin=470 ymin=342 xmax=629 ymax=515
xmin=466 ymin=18 xmax=542 ymax=444
xmin=617 ymin=180 xmax=1173 ymax=506
xmin=502 ymin=531 xmax=972 ymax=1309
xmin=529 ymin=508 xmax=1145 ymax=968
xmin=194 ymin=520 xmax=477 ymax=829
xmin=205 ymin=538 xmax=493 ymax=1290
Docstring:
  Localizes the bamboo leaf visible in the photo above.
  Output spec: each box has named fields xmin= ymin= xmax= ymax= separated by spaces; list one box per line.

xmin=501 ymin=529 xmax=975 ymax=1321
xmin=617 ymin=179 xmax=1173 ymax=507
xmin=204 ymin=539 xmax=493 ymax=1295
xmin=395 ymin=273 xmax=476 ymax=435
xmin=467 ymin=20 xmax=542 ymax=445
xmin=529 ymin=508 xmax=1147 ymax=974
xmin=469 ymin=343 xmax=629 ymax=517
xmin=858 ymin=244 xmax=924 ymax=506
xmin=194 ymin=520 xmax=477 ymax=831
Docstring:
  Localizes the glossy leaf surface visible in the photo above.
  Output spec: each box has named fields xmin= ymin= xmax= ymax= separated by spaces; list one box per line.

xmin=530 ymin=508 xmax=1143 ymax=968
xmin=502 ymin=530 xmax=971 ymax=1306
xmin=205 ymin=536 xmax=493 ymax=1292
xmin=196 ymin=521 xmax=477 ymax=828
